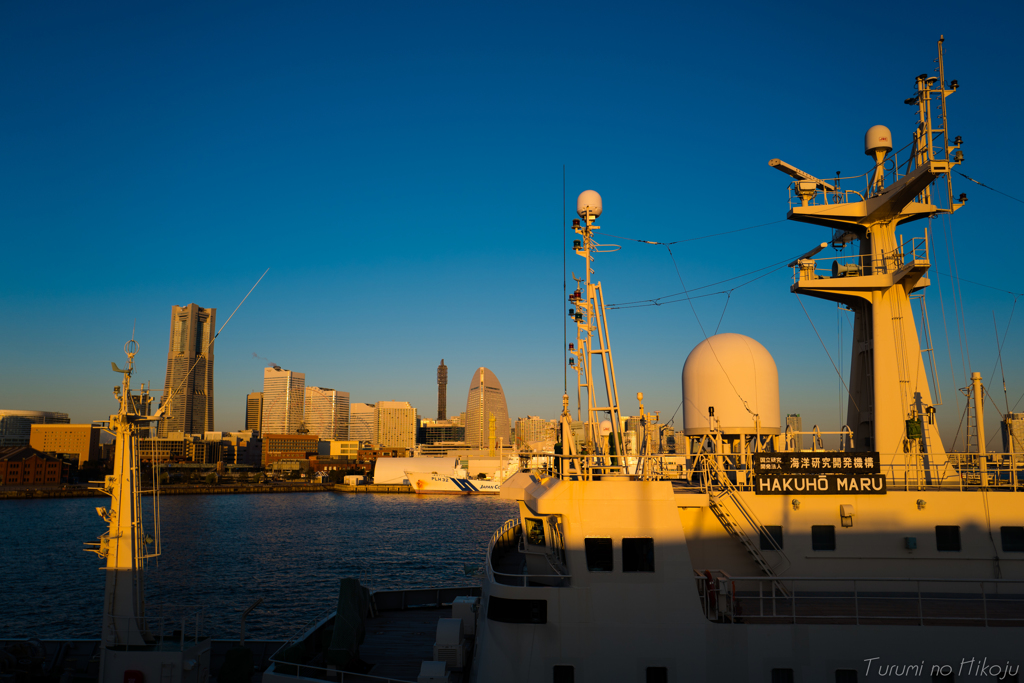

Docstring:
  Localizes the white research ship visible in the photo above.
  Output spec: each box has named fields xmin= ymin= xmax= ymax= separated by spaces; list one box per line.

xmin=468 ymin=38 xmax=1024 ymax=683
xmin=255 ymin=38 xmax=1024 ymax=683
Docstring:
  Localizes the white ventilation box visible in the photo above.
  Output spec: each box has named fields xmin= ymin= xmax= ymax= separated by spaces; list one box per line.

xmin=451 ymin=595 xmax=479 ymax=636
xmin=417 ymin=660 xmax=449 ymax=683
xmin=433 ymin=618 xmax=465 ymax=669
xmin=343 ymin=475 xmax=365 ymax=486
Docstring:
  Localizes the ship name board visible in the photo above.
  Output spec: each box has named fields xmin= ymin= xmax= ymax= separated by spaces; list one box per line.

xmin=753 ymin=452 xmax=880 ymax=474
xmin=755 ymin=473 xmax=887 ymax=495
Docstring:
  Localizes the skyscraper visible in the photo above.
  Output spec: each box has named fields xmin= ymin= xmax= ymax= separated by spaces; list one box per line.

xmin=158 ymin=303 xmax=216 ymax=437
xmin=261 ymin=366 xmax=305 ymax=434
xmin=245 ymin=392 xmax=263 ymax=432
xmin=437 ymin=359 xmax=448 ymax=420
xmin=349 ymin=403 xmax=376 ymax=443
xmin=375 ymin=401 xmax=416 ymax=448
xmin=464 ymin=367 xmax=511 ymax=449
xmin=304 ymin=387 xmax=350 ymax=439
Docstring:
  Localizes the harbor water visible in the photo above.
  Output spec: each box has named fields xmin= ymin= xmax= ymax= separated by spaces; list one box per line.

xmin=1 ymin=492 xmax=516 ymax=640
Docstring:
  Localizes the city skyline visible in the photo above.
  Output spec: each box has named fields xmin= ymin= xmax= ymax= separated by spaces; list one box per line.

xmin=2 ymin=3 xmax=1023 ymax=450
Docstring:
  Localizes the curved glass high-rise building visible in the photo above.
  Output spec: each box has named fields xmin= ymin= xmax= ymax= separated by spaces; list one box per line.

xmin=464 ymin=367 xmax=511 ymax=449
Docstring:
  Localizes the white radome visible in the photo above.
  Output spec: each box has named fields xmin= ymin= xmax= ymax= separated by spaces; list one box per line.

xmin=681 ymin=333 xmax=781 ymax=436
xmin=864 ymin=124 xmax=893 ymax=156
xmin=576 ymin=190 xmax=602 ymax=218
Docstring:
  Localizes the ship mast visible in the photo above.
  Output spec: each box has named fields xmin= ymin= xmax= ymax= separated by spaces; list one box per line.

xmin=771 ymin=36 xmax=964 ymax=468
xmin=566 ymin=191 xmax=627 ymax=475
xmin=88 ymin=339 xmax=163 ymax=671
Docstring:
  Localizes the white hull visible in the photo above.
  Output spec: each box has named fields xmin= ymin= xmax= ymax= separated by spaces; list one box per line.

xmin=406 ymin=471 xmax=502 ymax=494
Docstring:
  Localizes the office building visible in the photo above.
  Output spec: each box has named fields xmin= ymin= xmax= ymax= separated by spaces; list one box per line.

xmin=245 ymin=393 xmax=263 ymax=432
xmin=465 ymin=367 xmax=511 ymax=449
xmin=139 ymin=433 xmax=223 ymax=464
xmin=1003 ymin=413 xmax=1024 ymax=454
xmin=419 ymin=419 xmax=466 ymax=444
xmin=375 ymin=401 xmax=417 ymax=449
xmin=437 ymin=359 xmax=448 ymax=420
xmin=304 ymin=387 xmax=350 ymax=440
xmin=158 ymin=303 xmax=216 ymax=437
xmin=29 ymin=424 xmax=101 ymax=467
xmin=262 ymin=366 xmax=305 ymax=434
xmin=0 ymin=410 xmax=70 ymax=447
xmin=787 ymin=413 xmax=803 ymax=451
xmin=350 ymin=403 xmax=376 ymax=443
xmin=515 ymin=416 xmax=553 ymax=449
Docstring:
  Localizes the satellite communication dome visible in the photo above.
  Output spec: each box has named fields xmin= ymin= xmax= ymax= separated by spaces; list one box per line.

xmin=864 ymin=125 xmax=893 ymax=156
xmin=599 ymin=419 xmax=613 ymax=436
xmin=577 ymin=190 xmax=602 ymax=218
xmin=681 ymin=333 xmax=781 ymax=436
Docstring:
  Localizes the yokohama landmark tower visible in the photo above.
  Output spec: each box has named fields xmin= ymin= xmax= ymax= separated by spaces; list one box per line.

xmin=437 ymin=359 xmax=448 ymax=420
xmin=158 ymin=303 xmax=216 ymax=437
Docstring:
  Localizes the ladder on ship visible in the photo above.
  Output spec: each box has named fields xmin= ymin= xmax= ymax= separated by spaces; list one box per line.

xmin=702 ymin=456 xmax=790 ymax=579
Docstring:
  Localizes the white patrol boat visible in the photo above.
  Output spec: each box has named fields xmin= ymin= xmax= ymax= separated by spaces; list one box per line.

xmin=406 ymin=470 xmax=503 ymax=494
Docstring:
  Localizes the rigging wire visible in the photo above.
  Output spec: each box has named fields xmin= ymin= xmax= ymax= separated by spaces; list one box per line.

xmin=607 ymin=257 xmax=793 ymax=309
xmin=795 ymin=295 xmax=860 ymax=413
xmin=956 ymin=171 xmax=1024 ymax=205
xmin=563 ymin=166 xmax=567 ymax=395
xmin=601 ymin=219 xmax=788 ymax=246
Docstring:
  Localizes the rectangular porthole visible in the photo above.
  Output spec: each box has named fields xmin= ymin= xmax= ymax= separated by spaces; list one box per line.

xmin=622 ymin=538 xmax=655 ymax=572
xmin=935 ymin=525 xmax=961 ymax=552
xmin=1001 ymin=526 xmax=1024 ymax=552
xmin=487 ymin=596 xmax=547 ymax=624
xmin=771 ymin=669 xmax=794 ymax=683
xmin=760 ymin=526 xmax=783 ymax=551
xmin=585 ymin=538 xmax=613 ymax=572
xmin=812 ymin=525 xmax=836 ymax=551
xmin=553 ymin=665 xmax=574 ymax=683
xmin=646 ymin=667 xmax=668 ymax=683
xmin=835 ymin=670 xmax=857 ymax=682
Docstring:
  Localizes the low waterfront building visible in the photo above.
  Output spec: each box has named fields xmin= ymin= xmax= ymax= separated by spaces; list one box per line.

xmin=263 ymin=433 xmax=319 ymax=467
xmin=139 ymin=433 xmax=223 ymax=464
xmin=0 ymin=446 xmax=69 ymax=485
xmin=419 ymin=441 xmax=471 ymax=458
xmin=29 ymin=423 xmax=101 ymax=467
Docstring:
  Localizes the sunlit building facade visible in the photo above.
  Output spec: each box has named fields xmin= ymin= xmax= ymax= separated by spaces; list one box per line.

xmin=375 ymin=401 xmax=416 ymax=449
xmin=158 ymin=303 xmax=216 ymax=437
xmin=465 ymin=367 xmax=511 ymax=449
xmin=261 ymin=366 xmax=305 ymax=435
xmin=349 ymin=403 xmax=376 ymax=443
xmin=304 ymin=387 xmax=350 ymax=440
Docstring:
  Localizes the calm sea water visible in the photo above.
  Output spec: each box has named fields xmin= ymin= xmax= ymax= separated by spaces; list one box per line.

xmin=0 ymin=492 xmax=516 ymax=640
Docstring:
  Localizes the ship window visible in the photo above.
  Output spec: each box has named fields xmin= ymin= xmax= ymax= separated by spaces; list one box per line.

xmin=835 ymin=670 xmax=857 ymax=682
xmin=585 ymin=538 xmax=613 ymax=572
xmin=487 ymin=596 xmax=547 ymax=624
xmin=525 ymin=517 xmax=546 ymax=546
xmin=935 ymin=525 xmax=961 ymax=552
xmin=760 ymin=526 xmax=784 ymax=551
xmin=553 ymin=666 xmax=574 ymax=683
xmin=931 ymin=673 xmax=954 ymax=683
xmin=812 ymin=525 xmax=836 ymax=551
xmin=771 ymin=669 xmax=794 ymax=683
xmin=622 ymin=538 xmax=655 ymax=572
xmin=1001 ymin=526 xmax=1024 ymax=552
xmin=646 ymin=667 xmax=668 ymax=683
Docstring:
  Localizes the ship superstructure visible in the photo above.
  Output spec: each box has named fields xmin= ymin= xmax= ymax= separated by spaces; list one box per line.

xmin=469 ymin=39 xmax=1024 ymax=683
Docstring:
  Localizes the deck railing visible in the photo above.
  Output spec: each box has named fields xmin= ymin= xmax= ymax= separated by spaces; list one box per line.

xmin=695 ymin=573 xmax=1024 ymax=627
xmin=486 ymin=518 xmax=570 ymax=587
xmin=103 ymin=604 xmax=206 ymax=651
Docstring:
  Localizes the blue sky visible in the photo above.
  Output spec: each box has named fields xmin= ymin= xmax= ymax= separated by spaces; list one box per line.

xmin=2 ymin=1 xmax=1022 ymax=449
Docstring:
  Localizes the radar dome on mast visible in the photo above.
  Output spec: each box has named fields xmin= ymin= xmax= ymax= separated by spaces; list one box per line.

xmin=577 ymin=190 xmax=602 ymax=218
xmin=681 ymin=333 xmax=780 ymax=436
xmin=865 ymin=125 xmax=893 ymax=190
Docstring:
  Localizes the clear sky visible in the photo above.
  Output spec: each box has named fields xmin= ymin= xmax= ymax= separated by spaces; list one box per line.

xmin=2 ymin=1 xmax=1022 ymax=450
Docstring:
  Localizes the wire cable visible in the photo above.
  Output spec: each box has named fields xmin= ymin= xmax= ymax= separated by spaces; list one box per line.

xmin=601 ymin=219 xmax=788 ymax=246
xmin=956 ymin=171 xmax=1024 ymax=205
